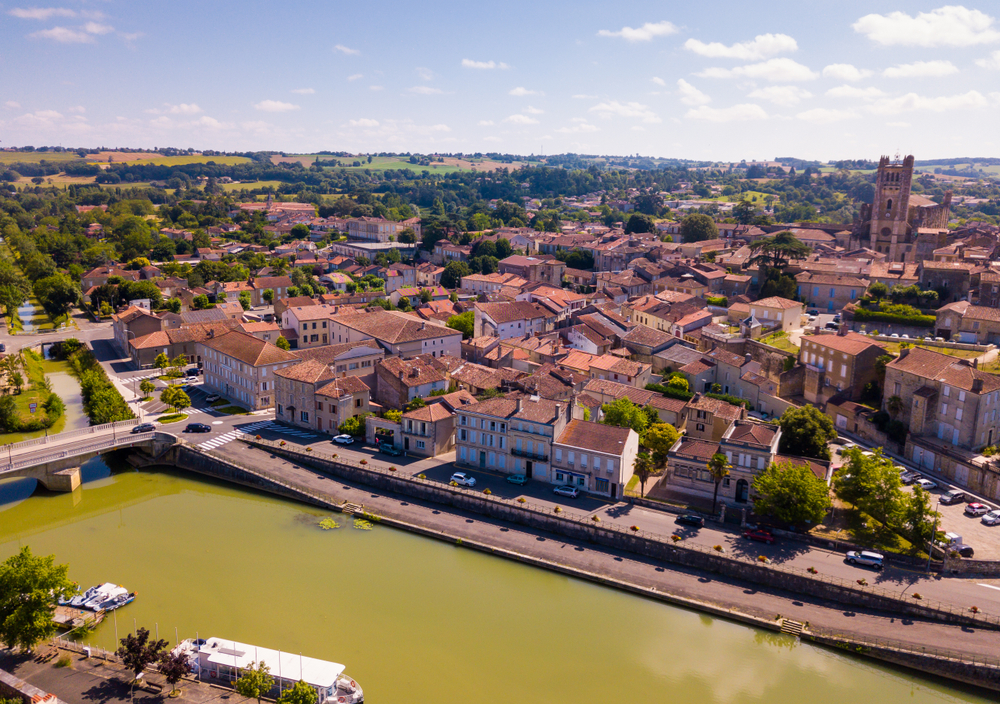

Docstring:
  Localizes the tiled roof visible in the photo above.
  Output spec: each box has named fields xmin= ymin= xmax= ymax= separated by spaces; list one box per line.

xmin=589 ymin=354 xmax=648 ymax=377
xmin=200 ymin=330 xmax=299 ymax=367
xmin=458 ymin=393 xmax=565 ymax=424
xmin=555 ymin=420 xmax=634 ymax=455
xmin=274 ymin=359 xmax=336 ymax=384
xmin=706 ymin=348 xmax=748 ymax=368
xmin=751 ymin=296 xmax=801 ymax=310
xmin=292 ymin=339 xmax=381 ymax=364
xmin=887 ymin=347 xmax=1000 ymax=394
xmin=794 ymin=272 xmax=870 ymax=287
xmin=801 ymin=332 xmax=885 ymax=356
xmin=402 ymin=402 xmax=454 ymax=422
xmin=475 ymin=301 xmax=550 ymax=324
xmin=724 ymin=420 xmax=777 ymax=447
xmin=337 ymin=310 xmax=462 ymax=344
xmin=672 ymin=437 xmax=721 ymax=461
xmin=316 ymin=375 xmax=370 ymax=398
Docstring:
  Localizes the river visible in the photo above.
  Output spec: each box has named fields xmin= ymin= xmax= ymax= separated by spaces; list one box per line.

xmin=0 ymin=457 xmax=992 ymax=704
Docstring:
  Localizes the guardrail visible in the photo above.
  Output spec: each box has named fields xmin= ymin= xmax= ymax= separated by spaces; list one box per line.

xmin=812 ymin=630 xmax=1000 ymax=669
xmin=0 ymin=433 xmax=154 ymax=473
xmin=233 ymin=435 xmax=1000 ymax=628
xmin=0 ymin=418 xmax=141 ymax=455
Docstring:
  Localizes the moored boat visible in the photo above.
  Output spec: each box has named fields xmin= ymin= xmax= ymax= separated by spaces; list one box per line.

xmin=80 ymin=583 xmax=120 ymax=610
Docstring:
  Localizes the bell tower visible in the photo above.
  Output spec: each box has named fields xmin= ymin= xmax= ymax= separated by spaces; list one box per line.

xmin=869 ymin=154 xmax=914 ymax=261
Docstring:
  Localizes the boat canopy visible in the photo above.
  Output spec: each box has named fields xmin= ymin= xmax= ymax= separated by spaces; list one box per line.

xmin=199 ymin=638 xmax=345 ymax=687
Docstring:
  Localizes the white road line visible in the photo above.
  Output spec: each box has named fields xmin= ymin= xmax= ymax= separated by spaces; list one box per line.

xmin=978 ymin=584 xmax=1000 ymax=592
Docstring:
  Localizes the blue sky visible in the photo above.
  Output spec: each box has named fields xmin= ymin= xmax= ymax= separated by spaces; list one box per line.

xmin=2 ymin=1 xmax=1000 ymax=160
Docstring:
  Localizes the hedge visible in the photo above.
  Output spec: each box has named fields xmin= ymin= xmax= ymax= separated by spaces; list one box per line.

xmin=706 ymin=392 xmax=752 ymax=409
xmin=68 ymin=348 xmax=135 ymax=424
xmin=851 ymin=308 xmax=935 ymax=328
xmin=645 ymin=382 xmax=694 ymax=402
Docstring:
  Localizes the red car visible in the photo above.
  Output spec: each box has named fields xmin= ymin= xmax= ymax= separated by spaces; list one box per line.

xmin=742 ymin=527 xmax=775 ymax=544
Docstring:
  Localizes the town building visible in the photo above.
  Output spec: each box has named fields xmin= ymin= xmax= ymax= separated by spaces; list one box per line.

xmin=551 ymin=420 xmax=639 ymax=499
xmin=198 ymin=329 xmax=299 ymax=410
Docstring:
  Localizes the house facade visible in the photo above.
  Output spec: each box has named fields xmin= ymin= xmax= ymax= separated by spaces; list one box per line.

xmin=198 ymin=330 xmax=299 ymax=410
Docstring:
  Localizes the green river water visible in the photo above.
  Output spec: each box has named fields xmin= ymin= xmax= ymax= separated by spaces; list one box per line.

xmin=0 ymin=456 xmax=992 ymax=704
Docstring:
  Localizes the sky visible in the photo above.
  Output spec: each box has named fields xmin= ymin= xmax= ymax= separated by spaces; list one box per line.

xmin=2 ymin=1 xmax=1000 ymax=161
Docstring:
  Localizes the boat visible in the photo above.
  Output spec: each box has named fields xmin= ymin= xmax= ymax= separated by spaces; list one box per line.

xmin=66 ymin=584 xmax=101 ymax=608
xmin=91 ymin=585 xmax=129 ymax=611
xmin=80 ymin=583 xmax=124 ymax=611
xmin=173 ymin=637 xmax=363 ymax=704
xmin=97 ymin=591 xmax=136 ymax=612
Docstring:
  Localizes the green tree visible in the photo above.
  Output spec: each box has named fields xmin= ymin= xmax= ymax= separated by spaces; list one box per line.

xmin=641 ymin=423 xmax=679 ymax=464
xmin=868 ymin=281 xmax=888 ymax=300
xmin=747 ymin=231 xmax=811 ymax=270
xmin=600 ymin=397 xmax=648 ymax=433
xmin=10 ymin=371 xmax=24 ymax=395
xmin=165 ymin=298 xmax=182 ymax=314
xmin=886 ymin=395 xmax=904 ymax=419
xmin=440 ymin=261 xmax=471 ymax=289
xmin=277 ymin=680 xmax=317 ymax=704
xmin=419 ymin=288 xmax=433 ymax=304
xmin=679 ymin=213 xmax=718 ymax=243
xmin=154 ymin=353 xmax=170 ymax=372
xmin=900 ymin=485 xmax=940 ymax=547
xmin=777 ymin=405 xmax=837 ymax=460
xmin=446 ymin=311 xmax=474 ymax=339
xmin=0 ymin=547 xmax=75 ymax=652
xmin=751 ymin=461 xmax=832 ymax=524
xmin=262 ymin=289 xmax=275 ymax=305
xmin=384 ymin=409 xmax=402 ymax=422
xmin=667 ymin=376 xmax=689 ymax=393
xmin=733 ymin=199 xmax=756 ymax=225
xmin=139 ymin=379 xmax=155 ymax=398
xmin=404 ymin=397 xmax=426 ymax=413
xmin=238 ymin=291 xmax=252 ymax=311
xmin=707 ymin=452 xmax=731 ymax=514
xmin=624 ymin=213 xmax=656 ymax=234
xmin=117 ymin=627 xmax=168 ymax=677
xmin=235 ymin=661 xmax=275 ymax=704
xmin=275 ymin=335 xmax=291 ymax=351
xmin=834 ymin=448 xmax=903 ymax=528
xmin=33 ymin=273 xmax=79 ymax=318
xmin=632 ymin=451 xmax=654 ymax=498
xmin=160 ymin=386 xmax=191 ymax=414
xmin=192 ymin=294 xmax=210 ymax=310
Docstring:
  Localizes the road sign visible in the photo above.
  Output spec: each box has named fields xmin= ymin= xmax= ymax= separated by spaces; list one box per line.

xmin=29 ymin=403 xmax=37 ymax=413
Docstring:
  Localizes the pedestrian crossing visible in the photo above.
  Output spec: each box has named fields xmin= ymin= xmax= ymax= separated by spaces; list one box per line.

xmin=198 ymin=420 xmax=273 ymax=450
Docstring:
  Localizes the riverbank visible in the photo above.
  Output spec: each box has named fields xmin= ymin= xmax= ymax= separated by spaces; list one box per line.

xmin=151 ymin=439 xmax=1000 ymax=692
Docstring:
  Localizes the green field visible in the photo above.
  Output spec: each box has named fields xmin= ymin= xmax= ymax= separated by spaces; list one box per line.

xmin=273 ymin=154 xmax=524 ymax=174
xmin=0 ymin=151 xmax=84 ymax=165
xmin=102 ymin=154 xmax=252 ymax=167
xmin=219 ymin=180 xmax=286 ymax=192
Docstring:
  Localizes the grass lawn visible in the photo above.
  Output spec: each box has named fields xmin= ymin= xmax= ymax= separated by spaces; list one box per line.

xmin=215 ymin=405 xmax=250 ymax=415
xmin=880 ymin=342 xmax=980 ymax=359
xmin=0 ymin=353 xmax=68 ymax=444
xmin=760 ymin=330 xmax=799 ymax=353
xmin=0 ymin=152 xmax=84 ymax=165
xmin=157 ymin=413 xmax=188 ymax=424
xmin=625 ymin=475 xmax=640 ymax=491
xmin=97 ymin=155 xmax=251 ymax=167
xmin=981 ymin=359 xmax=1000 ymax=374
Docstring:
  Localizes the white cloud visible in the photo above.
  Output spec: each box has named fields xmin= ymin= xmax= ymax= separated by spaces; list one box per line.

xmin=883 ymin=60 xmax=958 ymax=78
xmin=415 ymin=67 xmax=434 ymax=81
xmin=684 ymin=33 xmax=797 ymax=60
xmin=334 ymin=44 xmax=359 ymax=55
xmin=462 ymin=59 xmax=509 ymax=69
xmin=347 ymin=74 xmax=363 ymax=81
xmin=697 ymin=57 xmax=818 ymax=82
xmin=651 ymin=77 xmax=666 ymax=87
xmin=822 ymin=63 xmax=873 ymax=81
xmin=509 ymin=86 xmax=542 ymax=96
xmin=684 ymin=104 xmax=768 ymax=122
xmin=14 ymin=109 xmax=65 ymax=126
xmin=477 ymin=120 xmax=495 ymax=126
xmin=556 ymin=121 xmax=599 ymax=134
xmin=254 ymin=100 xmax=300 ymax=112
xmin=29 ymin=26 xmax=93 ymax=43
xmin=409 ymin=86 xmax=443 ymax=95
xmin=9 ymin=7 xmax=76 ymax=20
xmin=887 ymin=121 xmax=911 ymax=127
xmin=369 ymin=85 xmax=383 ymax=91
xmin=523 ymin=105 xmax=544 ymax=114
xmin=853 ymin=6 xmax=1000 ymax=47
xmin=589 ymin=100 xmax=661 ymax=123
xmin=291 ymin=88 xmax=315 ymax=95
xmin=504 ymin=114 xmax=539 ymax=125
xmin=5 ymin=101 xmax=21 ymax=109
xmin=348 ymin=118 xmax=380 ymax=127
xmin=167 ymin=103 xmax=202 ymax=115
xmin=796 ymin=108 xmax=859 ymax=123
xmin=597 ymin=20 xmax=678 ymax=42
xmin=746 ymin=85 xmax=812 ymax=106
xmin=192 ymin=116 xmax=223 ymax=129
xmin=572 ymin=94 xmax=598 ymax=99
xmin=83 ymin=21 xmax=113 ymax=35
xmin=68 ymin=105 xmax=85 ymax=113
xmin=825 ymin=84 xmax=885 ymax=99
xmin=977 ymin=50 xmax=1000 ymax=70
xmin=676 ymin=79 xmax=710 ymax=106
xmin=869 ymin=90 xmax=989 ymax=114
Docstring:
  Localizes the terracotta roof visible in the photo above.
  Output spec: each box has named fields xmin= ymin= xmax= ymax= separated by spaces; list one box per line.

xmin=672 ymin=437 xmax=721 ymax=461
xmin=622 ymin=324 xmax=673 ymax=348
xmin=555 ymin=420 xmax=634 ymax=455
xmin=316 ymin=375 xmax=370 ymax=398
xmin=458 ymin=393 xmax=565 ymax=424
xmin=686 ymin=394 xmax=742 ymax=420
xmin=402 ymin=402 xmax=454 ymax=422
xmin=475 ymin=301 xmax=550 ymax=324
xmin=773 ymin=454 xmax=830 ymax=481
xmin=337 ymin=310 xmax=462 ymax=344
xmin=200 ymin=330 xmax=298 ymax=367
xmin=887 ymin=347 xmax=1000 ymax=394
xmin=800 ymin=332 xmax=886 ymax=356
xmin=274 ymin=359 xmax=336 ymax=384
xmin=706 ymin=348 xmax=748 ymax=368
xmin=751 ymin=296 xmax=801 ymax=310
xmin=794 ymin=272 xmax=870 ymax=287
xmin=377 ymin=356 xmax=447 ymax=387
xmin=724 ymin=420 xmax=778 ymax=447
xmin=589 ymin=354 xmax=648 ymax=377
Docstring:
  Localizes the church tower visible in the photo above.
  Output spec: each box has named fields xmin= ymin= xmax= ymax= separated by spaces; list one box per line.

xmin=869 ymin=154 xmax=914 ymax=261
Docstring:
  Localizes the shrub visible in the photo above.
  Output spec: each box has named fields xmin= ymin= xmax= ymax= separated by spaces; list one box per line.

xmin=359 ymin=459 xmax=367 ymax=465
xmin=482 ymin=488 xmax=491 ymax=494
xmin=306 ymin=447 xmax=313 ymax=452
xmin=592 ymin=515 xmax=601 ymax=522
xmin=807 ymin=566 xmax=818 ymax=574
xmin=389 ymin=466 xmax=397 ymax=471
xmin=912 ymin=593 xmax=922 ymax=600
xmin=417 ymin=473 xmax=426 ymax=479
xmin=705 ymin=392 xmax=752 ymax=409
xmin=56 ymin=654 xmax=72 ymax=668
xmin=982 ymin=446 xmax=996 ymax=457
xmin=450 ymin=481 xmax=458 ymax=487
xmin=713 ymin=545 xmax=724 ymax=552
xmin=671 ymin=534 xmax=682 ymax=542
xmin=630 ymin=525 xmax=640 ymax=532
xmin=851 ymin=307 xmax=935 ymax=328
xmin=554 ymin=506 xmax=562 ymax=513
xmin=517 ymin=497 xmax=526 ymax=503
xmin=758 ymin=555 xmax=769 ymax=563
xmin=280 ymin=440 xmax=286 ymax=446
xmin=970 ymin=606 xmax=980 ymax=613
xmin=857 ymin=578 xmax=867 ymax=586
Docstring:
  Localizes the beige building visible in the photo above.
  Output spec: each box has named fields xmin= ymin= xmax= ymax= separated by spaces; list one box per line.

xmin=799 ymin=331 xmax=887 ymax=403
xmin=934 ymin=301 xmax=1000 ymax=344
xmin=274 ymin=361 xmax=371 ymax=434
xmin=329 ymin=310 xmax=463 ymax=358
xmin=748 ymin=296 xmax=803 ymax=333
xmin=795 ymin=272 xmax=869 ymax=313
xmin=198 ymin=330 xmax=299 ymax=410
xmin=551 ymin=420 xmax=639 ymax=499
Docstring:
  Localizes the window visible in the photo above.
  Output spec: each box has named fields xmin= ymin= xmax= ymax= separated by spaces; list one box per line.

xmin=596 ymin=478 xmax=609 ymax=493
xmin=300 ymin=411 xmax=309 ymax=422
xmin=959 ymin=390 xmax=966 ymax=402
xmin=956 ymin=407 xmax=963 ymax=421
xmin=460 ymin=429 xmax=467 ymax=441
xmin=840 ymin=364 xmax=847 ymax=378
xmin=941 ymin=403 xmax=948 ymax=415
xmin=943 ymin=385 xmax=950 ymax=398
xmin=568 ymin=451 xmax=575 ymax=465
xmin=894 ymin=382 xmax=901 ymax=396
xmin=556 ymin=472 xmax=564 ymax=481
xmin=593 ymin=457 xmax=601 ymax=472
xmin=417 ymin=440 xmax=425 ymax=449
xmin=355 ymin=398 xmax=362 ymax=408
xmin=461 ymin=416 xmax=467 ymax=426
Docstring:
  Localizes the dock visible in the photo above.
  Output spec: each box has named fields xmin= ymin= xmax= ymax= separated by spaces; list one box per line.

xmin=53 ymin=605 xmax=104 ymax=630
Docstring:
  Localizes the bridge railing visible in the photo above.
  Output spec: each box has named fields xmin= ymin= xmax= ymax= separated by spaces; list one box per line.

xmin=0 ymin=432 xmax=154 ymax=473
xmin=0 ymin=418 xmax=141 ymax=455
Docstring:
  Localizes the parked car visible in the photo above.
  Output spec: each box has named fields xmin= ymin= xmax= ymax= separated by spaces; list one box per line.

xmin=506 ymin=474 xmax=528 ymax=485
xmin=915 ymin=478 xmax=938 ymax=491
xmin=964 ymin=503 xmax=990 ymax=517
xmin=184 ymin=423 xmax=211 ymax=433
xmin=934 ymin=337 xmax=945 ymax=342
xmin=131 ymin=422 xmax=155 ymax=434
xmin=923 ymin=336 xmax=933 ymax=342
xmin=939 ymin=489 xmax=966 ymax=505
xmin=0 ymin=342 xmax=6 ymax=352
xmin=901 ymin=334 xmax=909 ymax=339
xmin=833 ymin=313 xmax=842 ymax=322
xmin=205 ymin=394 xmax=220 ymax=403
xmin=185 ymin=367 xmax=200 ymax=377
xmin=846 ymin=550 xmax=884 ymax=570
xmin=450 ymin=472 xmax=476 ymax=487
xmin=982 ymin=510 xmax=1000 ymax=526
xmin=807 ymin=314 xmax=817 ymax=322
xmin=333 ymin=434 xmax=355 ymax=445
xmin=900 ymin=471 xmax=920 ymax=485
xmin=379 ymin=444 xmax=402 ymax=456
xmin=890 ymin=333 xmax=900 ymax=338
xmin=742 ymin=527 xmax=775 ymax=544
xmin=825 ymin=321 xmax=839 ymax=330
xmin=807 ymin=309 xmax=819 ymax=316
xmin=953 ymin=544 xmax=976 ymax=558
xmin=675 ymin=514 xmax=705 ymax=528
xmin=553 ymin=485 xmax=580 ymax=498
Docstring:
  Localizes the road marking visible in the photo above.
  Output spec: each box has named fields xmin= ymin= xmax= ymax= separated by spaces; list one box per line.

xmin=198 ymin=420 xmax=272 ymax=450
xmin=978 ymin=584 xmax=1000 ymax=592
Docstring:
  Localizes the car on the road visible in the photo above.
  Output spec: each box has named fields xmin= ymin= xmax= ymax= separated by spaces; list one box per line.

xmin=553 ymin=485 xmax=580 ymax=498
xmin=833 ymin=313 xmax=842 ymax=322
xmin=675 ymin=514 xmax=705 ymax=528
xmin=915 ymin=478 xmax=938 ymax=491
xmin=185 ymin=367 xmax=201 ymax=377
xmin=900 ymin=471 xmax=920 ymax=485
xmin=0 ymin=343 xmax=5 ymax=352
xmin=205 ymin=394 xmax=220 ymax=403
xmin=964 ymin=503 xmax=990 ymax=517
xmin=807 ymin=315 xmax=817 ymax=322
xmin=742 ymin=527 xmax=775 ymax=544
xmin=939 ymin=489 xmax=966 ymax=505
xmin=333 ymin=434 xmax=355 ymax=445
xmin=450 ymin=472 xmax=476 ymax=487
xmin=824 ymin=321 xmax=839 ymax=330
xmin=807 ymin=309 xmax=819 ymax=316
xmin=131 ymin=423 xmax=155 ymax=434
xmin=982 ymin=510 xmax=1000 ymax=526
xmin=506 ymin=473 xmax=528 ymax=485
xmin=184 ymin=422 xmax=211 ymax=433
xmin=890 ymin=333 xmax=900 ymax=338
xmin=379 ymin=444 xmax=402 ymax=456
xmin=846 ymin=550 xmax=884 ymax=570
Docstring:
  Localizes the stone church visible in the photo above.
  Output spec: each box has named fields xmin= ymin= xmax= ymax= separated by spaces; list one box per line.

xmin=852 ymin=154 xmax=953 ymax=262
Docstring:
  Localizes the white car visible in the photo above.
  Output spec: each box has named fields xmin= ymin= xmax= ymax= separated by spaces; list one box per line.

xmin=333 ymin=434 xmax=354 ymax=445
xmin=915 ymin=478 xmax=938 ymax=491
xmin=450 ymin=472 xmax=476 ymax=487
xmin=982 ymin=510 xmax=1000 ymax=526
xmin=964 ymin=503 xmax=990 ymax=517
xmin=554 ymin=485 xmax=580 ymax=498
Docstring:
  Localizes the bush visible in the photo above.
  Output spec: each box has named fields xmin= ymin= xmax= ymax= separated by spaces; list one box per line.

xmin=851 ymin=307 xmax=935 ymax=328
xmin=706 ymin=296 xmax=728 ymax=307
xmin=705 ymin=392 xmax=751 ymax=409
xmin=68 ymin=348 xmax=134 ymax=424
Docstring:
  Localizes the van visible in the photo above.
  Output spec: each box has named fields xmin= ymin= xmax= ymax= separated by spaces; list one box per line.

xmin=939 ymin=489 xmax=966 ymax=505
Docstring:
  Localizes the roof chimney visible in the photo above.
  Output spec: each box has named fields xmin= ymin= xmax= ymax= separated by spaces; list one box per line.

xmin=398 ymin=370 xmax=404 ymax=380
xmin=898 ymin=347 xmax=910 ymax=360
xmin=972 ymin=378 xmax=984 ymax=394
xmin=838 ymin=325 xmax=848 ymax=336
xmin=516 ymin=398 xmax=523 ymax=412
xmin=744 ymin=353 xmax=752 ymax=364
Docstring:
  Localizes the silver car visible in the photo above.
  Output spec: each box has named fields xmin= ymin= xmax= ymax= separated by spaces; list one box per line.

xmin=846 ymin=550 xmax=884 ymax=570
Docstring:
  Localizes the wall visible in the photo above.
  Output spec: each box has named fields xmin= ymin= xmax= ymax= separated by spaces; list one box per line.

xmin=0 ymin=667 xmax=65 ymax=704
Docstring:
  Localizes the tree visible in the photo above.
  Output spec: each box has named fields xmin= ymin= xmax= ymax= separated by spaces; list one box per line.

xmin=10 ymin=371 xmax=24 ymax=395
xmin=154 ymin=353 xmax=170 ymax=372
xmin=419 ymin=288 xmax=433 ymax=304
xmin=834 ymin=448 xmax=904 ymax=528
xmin=733 ymin=199 xmax=756 ymax=225
xmin=0 ymin=547 xmax=75 ymax=652
xmin=632 ymin=451 xmax=654 ymax=498
xmin=33 ymin=273 xmax=79 ymax=318
xmin=900 ymin=485 xmax=940 ymax=547
xmin=235 ymin=661 xmax=274 ymax=704
xmin=641 ymin=423 xmax=679 ymax=464
xmin=446 ymin=311 xmax=474 ymax=339
xmin=277 ymin=680 xmax=317 ymax=704
xmin=262 ymin=289 xmax=275 ymax=305
xmin=667 ymin=376 xmax=689 ymax=393
xmin=397 ymin=227 xmax=416 ymax=244
xmin=679 ymin=213 xmax=718 ymax=243
xmin=192 ymin=294 xmax=210 ymax=310
xmin=624 ymin=213 xmax=656 ymax=234
xmin=139 ymin=379 xmax=155 ymax=398
xmin=868 ymin=281 xmax=888 ymax=300
xmin=707 ymin=453 xmax=731 ymax=514
xmin=239 ymin=291 xmax=252 ymax=311
xmin=159 ymin=649 xmax=191 ymax=694
xmin=600 ymin=397 xmax=648 ymax=434
xmin=165 ymin=298 xmax=182 ymax=314
xmin=404 ymin=397 xmax=426 ymax=413
xmin=117 ymin=627 xmax=168 ymax=677
xmin=160 ymin=386 xmax=191 ymax=414
xmin=886 ymin=395 xmax=904 ymax=420
xmin=338 ymin=413 xmax=368 ymax=436
xmin=747 ymin=231 xmax=811 ymax=270
xmin=777 ymin=405 xmax=837 ymax=460
xmin=440 ymin=261 xmax=471 ymax=289
xmin=752 ymin=461 xmax=832 ymax=525
xmin=275 ymin=335 xmax=291 ymax=351
xmin=383 ymin=409 xmax=402 ymax=422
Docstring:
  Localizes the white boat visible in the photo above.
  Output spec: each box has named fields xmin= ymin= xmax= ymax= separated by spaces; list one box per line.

xmin=80 ymin=583 xmax=121 ymax=611
xmin=66 ymin=584 xmax=101 ymax=607
xmin=94 ymin=587 xmax=131 ymax=611
xmin=173 ymin=637 xmax=363 ymax=704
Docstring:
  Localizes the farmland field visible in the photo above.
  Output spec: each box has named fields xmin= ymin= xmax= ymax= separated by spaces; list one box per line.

xmin=271 ymin=154 xmax=525 ymax=173
xmin=0 ymin=151 xmax=84 ymax=165
xmin=219 ymin=180 xmax=286 ymax=192
xmin=101 ymin=154 xmax=252 ymax=166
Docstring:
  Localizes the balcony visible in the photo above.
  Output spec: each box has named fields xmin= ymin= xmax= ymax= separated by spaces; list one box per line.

xmin=511 ymin=447 xmax=548 ymax=462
